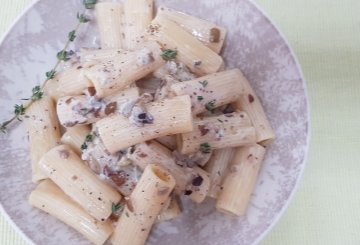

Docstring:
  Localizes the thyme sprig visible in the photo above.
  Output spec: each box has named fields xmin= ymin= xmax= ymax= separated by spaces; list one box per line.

xmin=0 ymin=1 xmax=97 ymax=134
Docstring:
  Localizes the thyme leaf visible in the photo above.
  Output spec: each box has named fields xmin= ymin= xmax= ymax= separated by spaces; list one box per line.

xmin=46 ymin=70 xmax=56 ymax=80
xmin=83 ymin=0 xmax=97 ymax=9
xmin=14 ymin=104 xmax=25 ymax=120
xmin=31 ymin=86 xmax=43 ymax=101
xmin=68 ymin=30 xmax=76 ymax=42
xmin=57 ymin=50 xmax=70 ymax=61
xmin=200 ymin=143 xmax=211 ymax=154
xmin=81 ymin=133 xmax=95 ymax=151
xmin=112 ymin=202 xmax=124 ymax=214
xmin=161 ymin=49 xmax=178 ymax=60
xmin=77 ymin=12 xmax=90 ymax=23
xmin=85 ymin=133 xmax=94 ymax=142
xmin=80 ymin=142 xmax=88 ymax=151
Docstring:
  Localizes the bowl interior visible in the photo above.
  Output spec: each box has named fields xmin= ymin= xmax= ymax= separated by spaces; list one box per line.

xmin=0 ymin=0 xmax=309 ymax=244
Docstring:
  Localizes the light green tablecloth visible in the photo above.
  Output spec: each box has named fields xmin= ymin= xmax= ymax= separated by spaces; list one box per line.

xmin=1 ymin=0 xmax=359 ymax=244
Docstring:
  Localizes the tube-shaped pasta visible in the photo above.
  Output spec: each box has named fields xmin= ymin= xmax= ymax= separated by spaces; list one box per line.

xmin=177 ymin=112 xmax=256 ymax=154
xmin=29 ymin=180 xmax=113 ymax=245
xmin=155 ymin=135 xmax=177 ymax=151
xmin=96 ymin=95 xmax=193 ymax=154
xmin=96 ymin=2 xmax=124 ymax=49
xmin=44 ymin=65 xmax=91 ymax=100
xmin=80 ymin=48 xmax=126 ymax=63
xmin=170 ymin=69 xmax=245 ymax=115
xmin=232 ymin=69 xmax=275 ymax=145
xmin=127 ymin=142 xmax=170 ymax=171
xmin=156 ymin=197 xmax=182 ymax=223
xmin=57 ymin=87 xmax=140 ymax=127
xmin=84 ymin=41 xmax=165 ymax=98
xmin=111 ymin=164 xmax=175 ymax=245
xmin=184 ymin=167 xmax=210 ymax=203
xmin=216 ymin=144 xmax=266 ymax=216
xmin=25 ymin=96 xmax=61 ymax=183
xmin=204 ymin=148 xmax=235 ymax=199
xmin=150 ymin=15 xmax=224 ymax=76
xmin=157 ymin=6 xmax=227 ymax=54
xmin=124 ymin=0 xmax=153 ymax=50
xmin=61 ymin=125 xmax=91 ymax=155
xmin=38 ymin=145 xmax=122 ymax=221
xmin=128 ymin=141 xmax=210 ymax=203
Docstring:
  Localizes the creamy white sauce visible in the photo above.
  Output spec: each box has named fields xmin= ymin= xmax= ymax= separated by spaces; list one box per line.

xmin=136 ymin=48 xmax=154 ymax=67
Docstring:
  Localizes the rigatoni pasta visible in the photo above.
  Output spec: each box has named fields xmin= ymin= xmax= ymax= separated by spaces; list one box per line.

xmin=80 ymin=48 xmax=126 ymax=62
xmin=96 ymin=2 xmax=125 ymax=49
xmin=150 ymin=15 xmax=224 ymax=76
xmin=205 ymin=148 xmax=235 ymax=199
xmin=61 ymin=125 xmax=91 ymax=155
xmin=232 ymin=69 xmax=275 ymax=145
xmin=25 ymin=96 xmax=61 ymax=183
xmin=127 ymin=141 xmax=210 ymax=203
xmin=38 ymin=145 xmax=122 ymax=221
xmin=57 ymin=87 xmax=139 ymax=127
xmin=111 ymin=164 xmax=175 ymax=245
xmin=44 ymin=65 xmax=91 ymax=100
xmin=127 ymin=142 xmax=187 ymax=191
xmin=177 ymin=112 xmax=256 ymax=154
xmin=96 ymin=95 xmax=193 ymax=153
xmin=169 ymin=69 xmax=245 ymax=115
xmin=123 ymin=0 xmax=153 ymax=50
xmin=84 ymin=41 xmax=165 ymax=97
xmin=155 ymin=135 xmax=177 ymax=151
xmin=29 ymin=180 xmax=113 ymax=245
xmin=157 ymin=6 xmax=227 ymax=54
xmin=216 ymin=144 xmax=266 ymax=216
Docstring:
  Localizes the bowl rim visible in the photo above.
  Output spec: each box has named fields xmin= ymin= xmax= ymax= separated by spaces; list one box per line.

xmin=246 ymin=0 xmax=311 ymax=244
xmin=0 ymin=0 xmax=311 ymax=244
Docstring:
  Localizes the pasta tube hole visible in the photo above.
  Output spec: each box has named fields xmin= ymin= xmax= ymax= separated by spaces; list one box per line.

xmin=151 ymin=164 xmax=173 ymax=183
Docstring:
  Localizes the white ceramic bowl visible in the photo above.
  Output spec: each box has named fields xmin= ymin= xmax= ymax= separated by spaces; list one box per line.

xmin=0 ymin=0 xmax=309 ymax=244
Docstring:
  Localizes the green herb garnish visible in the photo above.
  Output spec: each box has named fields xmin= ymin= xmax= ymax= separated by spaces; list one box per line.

xmin=198 ymin=80 xmax=208 ymax=87
xmin=14 ymin=104 xmax=25 ymax=120
xmin=200 ymin=143 xmax=211 ymax=154
xmin=85 ymin=133 xmax=94 ymax=142
xmin=81 ymin=133 xmax=95 ymax=151
xmin=57 ymin=50 xmax=70 ymax=61
xmin=80 ymin=143 xmax=88 ymax=151
xmin=83 ymin=0 xmax=97 ymax=9
xmin=0 ymin=5 xmax=96 ymax=134
xmin=0 ymin=124 xmax=6 ymax=133
xmin=46 ymin=70 xmax=56 ymax=80
xmin=205 ymin=100 xmax=216 ymax=112
xmin=161 ymin=49 xmax=178 ymax=60
xmin=68 ymin=30 xmax=76 ymax=42
xmin=197 ymin=96 xmax=204 ymax=101
xmin=77 ymin=12 xmax=90 ymax=23
xmin=112 ymin=202 xmax=124 ymax=213
xmin=31 ymin=86 xmax=44 ymax=101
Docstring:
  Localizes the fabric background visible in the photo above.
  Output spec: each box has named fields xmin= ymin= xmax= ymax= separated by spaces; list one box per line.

xmin=0 ymin=0 xmax=359 ymax=244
